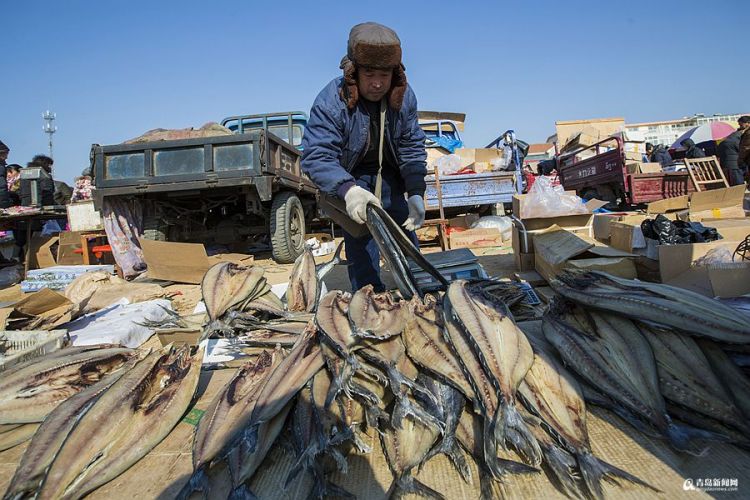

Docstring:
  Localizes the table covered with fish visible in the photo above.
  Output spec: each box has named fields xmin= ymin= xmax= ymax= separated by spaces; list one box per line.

xmin=0 ymin=205 xmax=748 ymax=499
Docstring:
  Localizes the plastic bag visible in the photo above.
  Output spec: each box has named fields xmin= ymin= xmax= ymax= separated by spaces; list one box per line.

xmin=521 ymin=176 xmax=588 ymax=218
xmin=641 ymin=215 xmax=721 ymax=245
xmin=471 ymin=216 xmax=513 ymax=240
xmin=435 ymin=154 xmax=463 ymax=176
xmin=693 ymin=246 xmax=747 ymax=269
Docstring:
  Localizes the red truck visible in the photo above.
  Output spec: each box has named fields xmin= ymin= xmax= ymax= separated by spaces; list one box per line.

xmin=557 ymin=136 xmax=695 ymax=207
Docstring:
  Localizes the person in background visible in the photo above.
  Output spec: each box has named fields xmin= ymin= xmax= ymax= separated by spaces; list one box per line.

xmin=20 ymin=155 xmax=55 ymax=206
xmin=5 ymin=164 xmax=21 ymax=206
xmin=681 ymin=138 xmax=706 ymax=159
xmin=646 ymin=142 xmax=672 ymax=167
xmin=738 ymin=116 xmax=750 ymax=183
xmin=0 ymin=142 xmax=13 ymax=209
xmin=718 ymin=123 xmax=746 ymax=186
xmin=71 ymin=168 xmax=94 ymax=202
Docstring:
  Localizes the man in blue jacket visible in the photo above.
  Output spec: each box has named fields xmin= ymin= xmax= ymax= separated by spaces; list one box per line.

xmin=301 ymin=22 xmax=427 ymax=292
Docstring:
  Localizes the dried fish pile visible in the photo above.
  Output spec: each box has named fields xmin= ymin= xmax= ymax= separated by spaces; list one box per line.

xmin=543 ymin=270 xmax=750 ymax=456
xmin=176 ymin=243 xmax=660 ymax=500
xmin=2 ymin=344 xmax=203 ymax=500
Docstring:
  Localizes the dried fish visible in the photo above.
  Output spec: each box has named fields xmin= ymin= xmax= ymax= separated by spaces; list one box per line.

xmin=444 ymin=280 xmax=541 ymax=467
xmin=38 ymin=346 xmax=202 ymax=500
xmin=0 ymin=347 xmax=135 ymax=424
xmin=550 ymin=270 xmax=750 ymax=343
xmin=348 ymin=285 xmax=408 ymax=339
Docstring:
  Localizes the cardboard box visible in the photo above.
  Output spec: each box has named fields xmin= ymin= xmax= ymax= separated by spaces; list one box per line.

xmin=592 ymin=212 xmax=635 ymax=242
xmin=625 ymin=150 xmax=643 ymax=162
xmin=707 ymin=218 xmax=750 ymax=241
xmin=450 ymin=228 xmax=504 ymax=249
xmin=448 ymin=214 xmax=480 ymax=229
xmin=67 ymin=201 xmax=104 ymax=232
xmin=639 ymin=162 xmax=663 ymax=174
xmin=56 ymin=231 xmax=86 ymax=266
xmin=658 ymin=240 xmax=750 ymax=297
xmin=452 ymin=148 xmax=477 ymax=170
xmin=533 ymin=226 xmax=636 ymax=281
xmin=626 ymin=162 xmax=640 ymax=174
xmin=686 ymin=185 xmax=746 ymax=222
xmin=140 ymin=239 xmax=211 ymax=284
xmin=609 ymin=215 xmax=649 ymax=253
xmin=28 ymin=235 xmax=58 ymax=269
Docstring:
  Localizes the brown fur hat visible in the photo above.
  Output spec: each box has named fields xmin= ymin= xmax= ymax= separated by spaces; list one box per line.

xmin=339 ymin=22 xmax=408 ymax=111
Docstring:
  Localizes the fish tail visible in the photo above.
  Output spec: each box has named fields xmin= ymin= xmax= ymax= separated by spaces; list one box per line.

xmin=666 ymin=422 xmax=722 ymax=456
xmin=421 ymin=438 xmax=473 ymax=485
xmin=502 ymin=404 xmax=542 ymax=466
xmin=482 ymin=417 xmax=506 ymax=480
xmin=175 ymin=467 xmax=209 ymax=500
xmin=228 ymin=483 xmax=258 ymax=500
xmin=577 ymin=451 xmax=660 ymax=498
xmin=387 ymin=474 xmax=445 ymax=500
xmin=540 ymin=445 xmax=582 ymax=500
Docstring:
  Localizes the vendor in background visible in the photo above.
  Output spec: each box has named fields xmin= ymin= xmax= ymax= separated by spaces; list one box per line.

xmin=0 ymin=142 xmax=13 ymax=209
xmin=20 ymin=155 xmax=55 ymax=206
xmin=718 ymin=122 xmax=747 ymax=186
xmin=680 ymin=139 xmax=706 ymax=159
xmin=5 ymin=164 xmax=21 ymax=206
xmin=738 ymin=116 xmax=750 ymax=181
xmin=645 ymin=142 xmax=672 ymax=167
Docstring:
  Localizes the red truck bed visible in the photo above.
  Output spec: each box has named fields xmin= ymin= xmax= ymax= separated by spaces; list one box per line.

xmin=558 ymin=137 xmax=695 ymax=205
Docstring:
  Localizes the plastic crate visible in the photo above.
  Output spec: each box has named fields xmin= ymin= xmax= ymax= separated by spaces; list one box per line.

xmin=0 ymin=330 xmax=69 ymax=372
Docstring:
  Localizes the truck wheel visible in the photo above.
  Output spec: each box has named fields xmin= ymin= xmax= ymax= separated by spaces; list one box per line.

xmin=143 ymin=215 xmax=167 ymax=241
xmin=270 ymin=192 xmax=305 ymax=264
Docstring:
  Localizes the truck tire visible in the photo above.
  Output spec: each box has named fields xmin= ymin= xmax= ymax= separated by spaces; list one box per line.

xmin=143 ymin=215 xmax=167 ymax=241
xmin=270 ymin=192 xmax=305 ymax=264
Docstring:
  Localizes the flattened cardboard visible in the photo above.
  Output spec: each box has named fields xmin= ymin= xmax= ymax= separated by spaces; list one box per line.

xmin=647 ymin=195 xmax=689 ymax=214
xmin=592 ymin=212 xmax=637 ymax=242
xmin=533 ymin=226 xmax=635 ymax=281
xmin=140 ymin=239 xmax=211 ymax=284
xmin=688 ymin=185 xmax=746 ymax=221
xmin=13 ymin=288 xmax=72 ymax=316
xmin=705 ymin=218 xmax=750 ymax=241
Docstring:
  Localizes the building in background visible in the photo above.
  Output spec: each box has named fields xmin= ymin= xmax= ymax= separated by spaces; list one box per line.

xmin=524 ymin=143 xmax=555 ymax=170
xmin=626 ymin=113 xmax=746 ymax=147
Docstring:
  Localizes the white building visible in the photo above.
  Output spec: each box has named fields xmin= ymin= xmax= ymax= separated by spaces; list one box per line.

xmin=626 ymin=113 xmax=747 ymax=147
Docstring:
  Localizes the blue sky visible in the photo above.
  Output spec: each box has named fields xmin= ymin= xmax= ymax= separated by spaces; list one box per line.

xmin=1 ymin=0 xmax=746 ymax=183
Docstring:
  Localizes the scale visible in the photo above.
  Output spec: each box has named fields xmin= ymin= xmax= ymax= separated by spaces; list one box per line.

xmin=407 ymin=248 xmax=487 ymax=293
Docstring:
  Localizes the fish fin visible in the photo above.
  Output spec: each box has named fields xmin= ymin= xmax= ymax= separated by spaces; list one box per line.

xmin=228 ymin=484 xmax=258 ymax=500
xmin=502 ymin=404 xmax=542 ymax=466
xmin=577 ymin=451 xmax=660 ymax=499
xmin=538 ymin=445 xmax=582 ymax=500
xmin=479 ymin=474 xmax=501 ymax=500
xmin=391 ymin=395 xmax=444 ymax=433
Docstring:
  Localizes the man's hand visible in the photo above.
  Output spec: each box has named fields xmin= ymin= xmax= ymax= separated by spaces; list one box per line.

xmin=402 ymin=195 xmax=425 ymax=231
xmin=344 ymin=185 xmax=381 ymax=224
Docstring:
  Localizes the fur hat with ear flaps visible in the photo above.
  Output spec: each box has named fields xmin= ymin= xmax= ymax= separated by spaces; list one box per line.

xmin=339 ymin=22 xmax=408 ymax=111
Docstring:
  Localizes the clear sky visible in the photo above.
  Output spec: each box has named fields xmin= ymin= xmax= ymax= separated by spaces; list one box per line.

xmin=2 ymin=0 xmax=746 ymax=183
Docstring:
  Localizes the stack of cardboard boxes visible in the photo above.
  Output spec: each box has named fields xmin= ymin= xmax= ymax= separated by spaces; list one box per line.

xmin=591 ymin=185 xmax=750 ymax=297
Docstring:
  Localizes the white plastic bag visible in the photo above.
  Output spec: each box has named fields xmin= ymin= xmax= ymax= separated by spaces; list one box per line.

xmin=471 ymin=216 xmax=513 ymax=240
xmin=435 ymin=154 xmax=462 ymax=175
xmin=522 ymin=176 xmax=588 ymax=218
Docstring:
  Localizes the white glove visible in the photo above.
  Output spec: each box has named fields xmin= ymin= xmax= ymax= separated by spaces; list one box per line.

xmin=403 ymin=195 xmax=425 ymax=231
xmin=344 ymin=185 xmax=381 ymax=224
